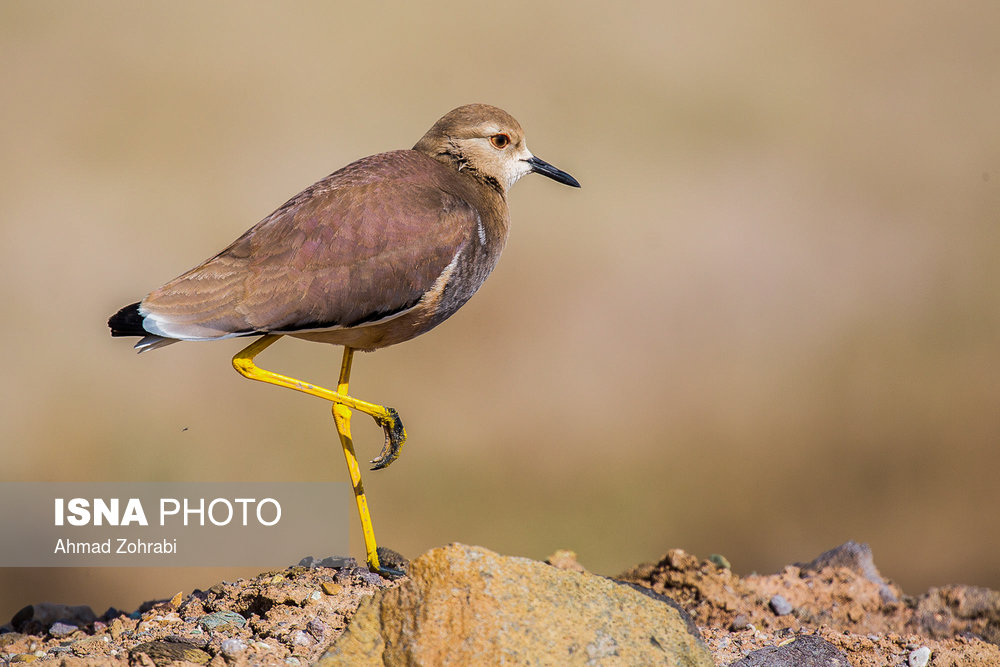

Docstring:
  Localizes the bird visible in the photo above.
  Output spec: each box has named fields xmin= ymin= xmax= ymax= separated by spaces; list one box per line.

xmin=108 ymin=104 xmax=580 ymax=576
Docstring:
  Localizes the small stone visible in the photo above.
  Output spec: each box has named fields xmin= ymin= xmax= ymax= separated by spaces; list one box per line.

xmin=9 ymin=654 xmax=37 ymax=663
xmin=321 ymin=582 xmax=342 ymax=595
xmin=310 ymin=591 xmax=322 ymax=601
xmin=253 ymin=641 xmax=273 ymax=650
xmin=908 ymin=646 xmax=932 ymax=667
xmin=198 ymin=610 xmax=247 ymax=633
xmin=318 ymin=556 xmax=354 ymax=569
xmin=307 ymin=618 xmax=327 ymax=640
xmin=545 ymin=549 xmax=586 ymax=572
xmin=109 ymin=618 xmax=125 ymax=640
xmin=270 ymin=574 xmax=286 ymax=584
xmin=770 ymin=594 xmax=793 ymax=616
xmin=729 ymin=614 xmax=750 ymax=631
xmin=708 ymin=554 xmax=731 ymax=570
xmin=729 ymin=635 xmax=849 ymax=667
xmin=355 ymin=569 xmax=384 ymax=586
xmin=285 ymin=658 xmax=301 ymax=665
xmin=70 ymin=635 xmax=113 ymax=657
xmin=130 ymin=640 xmax=211 ymax=665
xmin=10 ymin=603 xmax=96 ymax=633
xmin=220 ymin=638 xmax=246 ymax=658
xmin=298 ymin=556 xmax=317 ymax=568
xmin=49 ymin=621 xmax=78 ymax=638
xmin=288 ymin=630 xmax=312 ymax=647
xmin=165 ymin=633 xmax=209 ymax=648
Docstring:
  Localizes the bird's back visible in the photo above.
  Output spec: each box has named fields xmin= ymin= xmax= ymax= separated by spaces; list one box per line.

xmin=125 ymin=150 xmax=509 ymax=350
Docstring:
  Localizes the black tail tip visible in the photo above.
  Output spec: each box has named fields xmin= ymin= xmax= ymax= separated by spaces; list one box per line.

xmin=108 ymin=302 xmax=145 ymax=337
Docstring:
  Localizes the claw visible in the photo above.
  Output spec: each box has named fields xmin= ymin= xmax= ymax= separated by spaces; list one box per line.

xmin=369 ymin=407 xmax=406 ymax=470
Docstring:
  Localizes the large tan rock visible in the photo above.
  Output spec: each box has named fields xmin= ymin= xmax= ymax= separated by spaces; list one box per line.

xmin=318 ymin=543 xmax=713 ymax=666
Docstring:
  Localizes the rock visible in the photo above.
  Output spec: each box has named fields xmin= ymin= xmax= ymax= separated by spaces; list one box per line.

xmin=908 ymin=646 xmax=932 ymax=667
xmin=319 ymin=556 xmax=356 ymax=569
xmin=708 ymin=553 xmax=732 ymax=570
xmin=108 ymin=617 xmax=126 ymax=640
xmin=800 ymin=541 xmax=898 ymax=603
xmin=288 ymin=630 xmax=313 ymax=646
xmin=70 ymin=635 xmax=112 ymax=657
xmin=307 ymin=617 xmax=327 ymax=640
xmin=770 ymin=594 xmax=793 ymax=616
xmin=48 ymin=621 xmax=77 ymax=637
xmin=545 ymin=549 xmax=587 ymax=572
xmin=198 ymin=610 xmax=247 ymax=633
xmin=130 ymin=640 xmax=211 ymax=665
xmin=317 ymin=543 xmax=713 ymax=666
xmin=354 ymin=569 xmax=385 ymax=587
xmin=10 ymin=602 xmax=96 ymax=633
xmin=220 ymin=638 xmax=246 ymax=658
xmin=321 ymin=582 xmax=342 ymax=595
xmin=727 ymin=635 xmax=851 ymax=666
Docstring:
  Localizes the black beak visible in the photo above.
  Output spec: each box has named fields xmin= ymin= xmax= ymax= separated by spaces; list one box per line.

xmin=525 ymin=156 xmax=581 ymax=188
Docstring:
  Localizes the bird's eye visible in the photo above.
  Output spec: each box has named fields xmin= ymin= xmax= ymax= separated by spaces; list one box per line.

xmin=490 ymin=133 xmax=510 ymax=149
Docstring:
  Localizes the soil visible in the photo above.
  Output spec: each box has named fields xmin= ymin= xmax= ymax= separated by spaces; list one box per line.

xmin=2 ymin=543 xmax=999 ymax=666
xmin=615 ymin=543 xmax=1000 ymax=666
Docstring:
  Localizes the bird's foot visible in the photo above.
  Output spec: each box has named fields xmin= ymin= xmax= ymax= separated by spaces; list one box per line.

xmin=369 ymin=546 xmax=408 ymax=579
xmin=369 ymin=407 xmax=405 ymax=470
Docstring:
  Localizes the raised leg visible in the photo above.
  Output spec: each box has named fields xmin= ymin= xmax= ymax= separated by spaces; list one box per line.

xmin=231 ymin=335 xmax=406 ymax=469
xmin=231 ymin=335 xmax=406 ymax=577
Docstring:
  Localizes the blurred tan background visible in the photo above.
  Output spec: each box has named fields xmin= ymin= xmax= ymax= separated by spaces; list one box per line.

xmin=2 ymin=1 xmax=998 ymax=621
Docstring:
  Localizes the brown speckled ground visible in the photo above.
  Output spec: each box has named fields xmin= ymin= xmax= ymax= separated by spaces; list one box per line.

xmin=2 ymin=545 xmax=999 ymax=666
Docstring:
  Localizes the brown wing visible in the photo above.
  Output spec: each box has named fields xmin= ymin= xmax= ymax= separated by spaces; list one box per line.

xmin=140 ymin=151 xmax=474 ymax=340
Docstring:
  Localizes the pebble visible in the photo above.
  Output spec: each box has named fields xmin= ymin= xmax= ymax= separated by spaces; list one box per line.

xmin=319 ymin=556 xmax=354 ymax=569
xmin=708 ymin=554 xmax=731 ymax=570
xmin=108 ymin=618 xmax=125 ymax=641
xmin=321 ymin=582 xmax=342 ymax=595
xmin=908 ymin=646 xmax=931 ymax=667
xmin=165 ymin=634 xmax=208 ymax=648
xmin=285 ymin=658 xmax=301 ymax=665
xmin=130 ymin=640 xmax=211 ymax=665
xmin=729 ymin=614 xmax=750 ymax=631
xmin=309 ymin=591 xmax=322 ymax=601
xmin=288 ymin=630 xmax=312 ymax=647
xmin=198 ymin=610 xmax=247 ymax=633
xmin=307 ymin=618 xmax=326 ymax=640
xmin=220 ymin=638 xmax=246 ymax=658
xmin=298 ymin=556 xmax=317 ymax=568
xmin=770 ymin=594 xmax=793 ymax=616
xmin=355 ymin=569 xmax=385 ymax=586
xmin=48 ymin=622 xmax=78 ymax=638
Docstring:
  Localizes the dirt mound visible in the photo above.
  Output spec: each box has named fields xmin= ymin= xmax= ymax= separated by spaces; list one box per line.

xmin=617 ymin=542 xmax=1000 ymax=666
xmin=1 ymin=542 xmax=998 ymax=666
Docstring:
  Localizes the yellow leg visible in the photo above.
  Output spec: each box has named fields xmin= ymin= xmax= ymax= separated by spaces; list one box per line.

xmin=231 ymin=334 xmax=406 ymax=577
xmin=331 ymin=347 xmax=385 ymax=574
xmin=232 ymin=335 xmax=406 ymax=470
